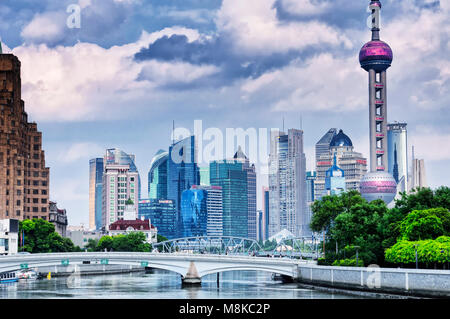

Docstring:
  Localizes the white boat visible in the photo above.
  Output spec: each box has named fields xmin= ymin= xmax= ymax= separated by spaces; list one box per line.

xmin=17 ymin=269 xmax=38 ymax=280
xmin=0 ymin=271 xmax=18 ymax=283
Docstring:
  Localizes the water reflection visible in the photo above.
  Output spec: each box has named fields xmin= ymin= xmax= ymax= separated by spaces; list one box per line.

xmin=0 ymin=270 xmax=359 ymax=299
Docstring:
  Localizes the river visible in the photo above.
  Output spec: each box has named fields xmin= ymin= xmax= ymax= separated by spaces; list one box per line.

xmin=0 ymin=269 xmax=363 ymax=299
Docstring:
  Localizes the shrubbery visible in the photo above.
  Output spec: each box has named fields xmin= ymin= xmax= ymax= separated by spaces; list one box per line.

xmin=332 ymin=259 xmax=364 ymax=267
xmin=385 ymin=236 xmax=450 ymax=265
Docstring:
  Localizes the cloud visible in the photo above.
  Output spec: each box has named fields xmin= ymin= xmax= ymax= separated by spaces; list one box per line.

xmin=241 ymin=54 xmax=366 ymax=113
xmin=12 ymin=27 xmax=206 ymax=122
xmin=21 ymin=11 xmax=67 ymax=45
xmin=216 ymin=0 xmax=353 ymax=56
xmin=277 ymin=0 xmax=331 ymax=16
xmin=410 ymin=126 xmax=450 ymax=162
xmin=56 ymin=142 xmax=104 ymax=163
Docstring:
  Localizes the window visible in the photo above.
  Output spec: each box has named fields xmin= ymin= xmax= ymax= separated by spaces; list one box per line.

xmin=41 ymin=199 xmax=47 ymax=204
xmin=41 ymin=190 xmax=47 ymax=195
xmin=32 ymin=207 xmax=38 ymax=212
xmin=33 ymin=189 xmax=39 ymax=195
xmin=41 ymin=207 xmax=47 ymax=212
xmin=33 ymin=198 xmax=38 ymax=204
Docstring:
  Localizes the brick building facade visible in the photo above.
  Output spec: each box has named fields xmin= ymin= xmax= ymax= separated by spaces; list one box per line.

xmin=0 ymin=53 xmax=50 ymax=220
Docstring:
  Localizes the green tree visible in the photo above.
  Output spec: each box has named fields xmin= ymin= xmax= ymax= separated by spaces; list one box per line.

xmin=310 ymin=190 xmax=365 ymax=233
xmin=332 ymin=200 xmax=387 ymax=265
xmin=97 ymin=236 xmax=114 ymax=251
xmin=19 ymin=219 xmax=77 ymax=253
xmin=399 ymin=210 xmax=444 ymax=241
xmin=157 ymin=234 xmax=168 ymax=243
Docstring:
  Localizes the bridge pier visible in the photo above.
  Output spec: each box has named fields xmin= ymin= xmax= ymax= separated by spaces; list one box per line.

xmin=181 ymin=261 xmax=202 ymax=287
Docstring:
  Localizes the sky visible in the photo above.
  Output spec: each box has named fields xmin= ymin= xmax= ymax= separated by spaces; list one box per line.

xmin=0 ymin=0 xmax=449 ymax=227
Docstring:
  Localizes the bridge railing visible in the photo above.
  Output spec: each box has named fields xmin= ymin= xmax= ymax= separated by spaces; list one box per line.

xmin=152 ymin=236 xmax=263 ymax=255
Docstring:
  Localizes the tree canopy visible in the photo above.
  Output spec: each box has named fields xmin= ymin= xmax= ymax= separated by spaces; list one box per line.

xmin=311 ymin=186 xmax=450 ymax=267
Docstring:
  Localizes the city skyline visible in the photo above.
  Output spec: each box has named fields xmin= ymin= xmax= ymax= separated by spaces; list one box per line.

xmin=0 ymin=0 xmax=448 ymax=226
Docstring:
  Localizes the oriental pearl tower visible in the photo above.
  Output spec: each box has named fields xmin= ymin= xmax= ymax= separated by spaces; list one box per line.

xmin=359 ymin=0 xmax=397 ymax=204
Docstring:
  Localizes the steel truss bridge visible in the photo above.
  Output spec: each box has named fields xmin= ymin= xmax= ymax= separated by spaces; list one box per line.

xmin=153 ymin=236 xmax=323 ymax=259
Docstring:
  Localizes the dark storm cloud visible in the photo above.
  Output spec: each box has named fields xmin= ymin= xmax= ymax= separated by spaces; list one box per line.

xmin=134 ymin=34 xmax=331 ymax=89
xmin=274 ymin=0 xmax=442 ymax=30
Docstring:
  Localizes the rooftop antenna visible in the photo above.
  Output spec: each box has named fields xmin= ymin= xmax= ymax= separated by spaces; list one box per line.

xmin=300 ymin=115 xmax=303 ymax=131
xmin=172 ymin=120 xmax=175 ymax=145
xmin=282 ymin=116 xmax=285 ymax=133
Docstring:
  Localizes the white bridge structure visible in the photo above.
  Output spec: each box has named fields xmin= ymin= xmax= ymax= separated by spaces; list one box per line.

xmin=0 ymin=252 xmax=307 ymax=285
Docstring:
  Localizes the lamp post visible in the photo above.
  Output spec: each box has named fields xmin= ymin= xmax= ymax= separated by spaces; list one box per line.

xmin=414 ymin=244 xmax=419 ymax=269
xmin=353 ymin=246 xmax=361 ymax=267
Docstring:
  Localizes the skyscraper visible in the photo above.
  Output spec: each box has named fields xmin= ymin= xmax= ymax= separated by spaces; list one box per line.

xmin=199 ymin=166 xmax=210 ymax=186
xmin=262 ymin=186 xmax=270 ymax=241
xmin=387 ymin=122 xmax=408 ymax=191
xmin=102 ymin=148 xmax=139 ymax=230
xmin=409 ymin=147 xmax=427 ymax=191
xmin=0 ymin=51 xmax=50 ymax=220
xmin=268 ymin=129 xmax=307 ymax=237
xmin=233 ymin=146 xmax=257 ymax=240
xmin=315 ymin=129 xmax=367 ymax=199
xmin=359 ymin=0 xmax=397 ymax=204
xmin=148 ymin=150 xmax=168 ymax=200
xmin=89 ymin=158 xmax=103 ymax=230
xmin=210 ymin=160 xmax=248 ymax=238
xmin=139 ymin=199 xmax=177 ymax=239
xmin=315 ymin=128 xmax=337 ymax=164
xmin=167 ymin=135 xmax=200 ymax=218
xmin=305 ymin=171 xmax=316 ymax=235
xmin=180 ymin=185 xmax=223 ymax=238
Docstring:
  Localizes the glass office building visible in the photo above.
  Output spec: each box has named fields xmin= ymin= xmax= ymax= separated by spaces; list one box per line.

xmin=210 ymin=160 xmax=248 ymax=238
xmin=269 ymin=129 xmax=307 ymax=237
xmin=387 ymin=123 xmax=408 ymax=190
xmin=89 ymin=158 xmax=103 ymax=230
xmin=167 ymin=136 xmax=200 ymax=216
xmin=139 ymin=199 xmax=177 ymax=239
xmin=148 ymin=150 xmax=169 ymax=200
xmin=180 ymin=188 xmax=208 ymax=237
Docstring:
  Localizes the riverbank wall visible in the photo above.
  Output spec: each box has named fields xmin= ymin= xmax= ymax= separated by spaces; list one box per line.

xmin=297 ymin=264 xmax=450 ymax=298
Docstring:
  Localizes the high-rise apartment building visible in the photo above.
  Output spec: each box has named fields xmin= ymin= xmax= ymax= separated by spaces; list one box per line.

xmin=148 ymin=150 xmax=168 ymax=200
xmin=210 ymin=160 xmax=248 ymax=238
xmin=0 ymin=53 xmax=50 ymax=220
xmin=315 ymin=129 xmax=367 ymax=199
xmin=268 ymin=129 xmax=307 ymax=237
xmin=89 ymin=158 xmax=103 ymax=230
xmin=102 ymin=149 xmax=139 ymax=230
xmin=387 ymin=122 xmax=408 ymax=191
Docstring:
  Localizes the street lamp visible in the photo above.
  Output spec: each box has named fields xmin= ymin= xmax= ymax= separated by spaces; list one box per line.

xmin=353 ymin=246 xmax=361 ymax=267
xmin=414 ymin=244 xmax=419 ymax=269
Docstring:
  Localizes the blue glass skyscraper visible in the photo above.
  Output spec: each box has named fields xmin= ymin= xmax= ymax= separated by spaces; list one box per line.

xmin=167 ymin=136 xmax=200 ymax=228
xmin=89 ymin=158 xmax=103 ymax=230
xmin=139 ymin=199 xmax=177 ymax=239
xmin=210 ymin=160 xmax=248 ymax=238
xmin=180 ymin=188 xmax=208 ymax=237
xmin=148 ymin=150 xmax=169 ymax=200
